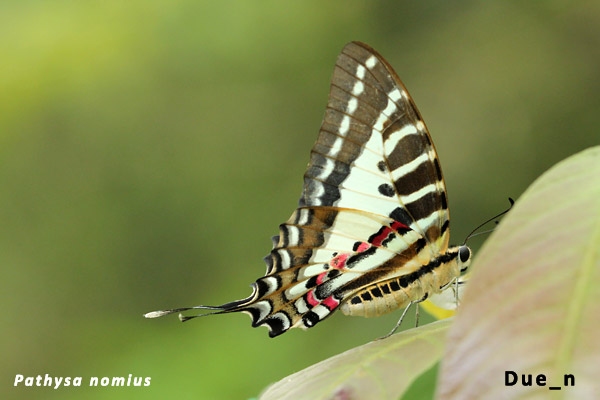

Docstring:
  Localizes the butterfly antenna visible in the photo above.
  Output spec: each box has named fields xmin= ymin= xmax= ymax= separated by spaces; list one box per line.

xmin=463 ymin=197 xmax=514 ymax=245
xmin=464 ymin=225 xmax=498 ymax=240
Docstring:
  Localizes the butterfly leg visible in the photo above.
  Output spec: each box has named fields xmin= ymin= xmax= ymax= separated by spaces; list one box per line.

xmin=440 ymin=276 xmax=468 ymax=309
xmin=415 ymin=302 xmax=420 ymax=327
xmin=380 ymin=292 xmax=434 ymax=339
xmin=379 ymin=301 xmax=415 ymax=340
xmin=454 ymin=279 xmax=460 ymax=307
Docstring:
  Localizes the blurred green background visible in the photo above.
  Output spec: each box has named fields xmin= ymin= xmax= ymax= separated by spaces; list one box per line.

xmin=2 ymin=1 xmax=599 ymax=399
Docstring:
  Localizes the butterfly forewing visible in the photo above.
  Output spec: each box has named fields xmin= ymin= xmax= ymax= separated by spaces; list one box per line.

xmin=145 ymin=42 xmax=469 ymax=338
xmin=303 ymin=42 xmax=449 ymax=247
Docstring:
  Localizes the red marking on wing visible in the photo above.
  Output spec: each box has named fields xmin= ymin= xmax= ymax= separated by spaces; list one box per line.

xmin=306 ymin=290 xmax=319 ymax=307
xmin=369 ymin=221 xmax=412 ymax=247
xmin=316 ymin=271 xmax=328 ymax=285
xmin=330 ymin=253 xmax=349 ymax=269
xmin=370 ymin=226 xmax=394 ymax=247
xmin=322 ymin=295 xmax=340 ymax=311
xmin=356 ymin=242 xmax=371 ymax=252
xmin=391 ymin=220 xmax=410 ymax=232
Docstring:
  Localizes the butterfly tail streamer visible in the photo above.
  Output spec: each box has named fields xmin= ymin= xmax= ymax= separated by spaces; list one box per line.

xmin=144 ymin=294 xmax=258 ymax=322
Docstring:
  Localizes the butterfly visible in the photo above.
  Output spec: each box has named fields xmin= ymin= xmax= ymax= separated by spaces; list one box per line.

xmin=145 ymin=41 xmax=472 ymax=338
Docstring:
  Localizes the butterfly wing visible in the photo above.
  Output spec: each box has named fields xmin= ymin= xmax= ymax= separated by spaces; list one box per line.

xmin=226 ymin=42 xmax=452 ymax=337
xmin=146 ymin=42 xmax=458 ymax=338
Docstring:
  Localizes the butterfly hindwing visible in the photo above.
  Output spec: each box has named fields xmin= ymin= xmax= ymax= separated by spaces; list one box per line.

xmin=249 ymin=207 xmax=418 ymax=335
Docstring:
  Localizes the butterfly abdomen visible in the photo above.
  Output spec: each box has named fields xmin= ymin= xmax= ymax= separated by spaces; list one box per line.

xmin=339 ymin=249 xmax=464 ymax=317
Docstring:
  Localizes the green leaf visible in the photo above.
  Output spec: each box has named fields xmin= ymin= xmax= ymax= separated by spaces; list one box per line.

xmin=437 ymin=146 xmax=600 ymax=398
xmin=259 ymin=319 xmax=452 ymax=400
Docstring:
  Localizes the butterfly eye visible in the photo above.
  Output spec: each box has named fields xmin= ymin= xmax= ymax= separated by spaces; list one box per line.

xmin=458 ymin=245 xmax=472 ymax=272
